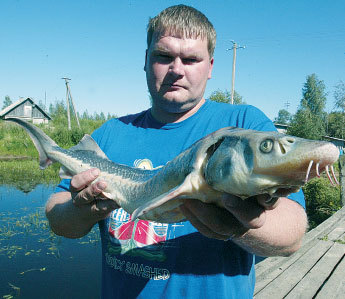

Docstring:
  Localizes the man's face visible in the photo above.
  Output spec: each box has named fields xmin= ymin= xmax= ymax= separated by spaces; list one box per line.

xmin=145 ymin=32 xmax=214 ymax=120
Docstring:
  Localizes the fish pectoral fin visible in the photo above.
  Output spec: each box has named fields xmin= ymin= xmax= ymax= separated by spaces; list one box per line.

xmin=131 ymin=174 xmax=196 ymax=220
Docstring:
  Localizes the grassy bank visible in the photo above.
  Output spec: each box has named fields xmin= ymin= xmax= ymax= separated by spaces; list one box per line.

xmin=0 ymin=118 xmax=105 ymax=158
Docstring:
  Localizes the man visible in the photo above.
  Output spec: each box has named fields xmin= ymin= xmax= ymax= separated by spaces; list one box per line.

xmin=46 ymin=5 xmax=307 ymax=298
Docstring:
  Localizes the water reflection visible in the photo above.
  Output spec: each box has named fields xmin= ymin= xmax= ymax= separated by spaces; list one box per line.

xmin=0 ymin=160 xmax=60 ymax=194
xmin=0 ymin=184 xmax=101 ymax=298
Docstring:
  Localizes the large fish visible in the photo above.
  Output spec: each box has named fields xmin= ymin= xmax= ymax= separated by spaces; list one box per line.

xmin=5 ymin=118 xmax=339 ymax=223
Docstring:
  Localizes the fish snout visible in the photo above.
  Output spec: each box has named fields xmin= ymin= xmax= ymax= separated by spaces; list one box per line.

xmin=304 ymin=142 xmax=340 ymax=185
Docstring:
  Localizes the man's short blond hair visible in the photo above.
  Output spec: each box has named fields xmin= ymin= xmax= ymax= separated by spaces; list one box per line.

xmin=147 ymin=5 xmax=217 ymax=58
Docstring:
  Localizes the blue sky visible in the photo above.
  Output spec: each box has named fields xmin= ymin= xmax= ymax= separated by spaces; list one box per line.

xmin=1 ymin=0 xmax=344 ymax=120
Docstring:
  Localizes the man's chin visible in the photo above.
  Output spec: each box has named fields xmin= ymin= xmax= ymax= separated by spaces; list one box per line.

xmin=160 ymin=97 xmax=204 ymax=114
xmin=160 ymin=98 xmax=194 ymax=112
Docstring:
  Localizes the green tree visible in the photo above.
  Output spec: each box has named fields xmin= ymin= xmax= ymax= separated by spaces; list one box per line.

xmin=38 ymin=100 xmax=47 ymax=112
xmin=288 ymin=74 xmax=327 ymax=140
xmin=301 ymin=73 xmax=327 ymax=116
xmin=274 ymin=109 xmax=291 ymax=124
xmin=209 ymin=89 xmax=245 ymax=104
xmin=334 ymin=80 xmax=345 ymax=112
xmin=2 ymin=95 xmax=12 ymax=110
xmin=332 ymin=81 xmax=345 ymax=139
xmin=82 ymin=110 xmax=90 ymax=120
xmin=327 ymin=112 xmax=344 ymax=139
xmin=288 ymin=109 xmax=325 ymax=140
xmin=49 ymin=100 xmax=67 ymax=122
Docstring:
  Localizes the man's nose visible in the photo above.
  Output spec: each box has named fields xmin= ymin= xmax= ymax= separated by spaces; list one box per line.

xmin=169 ymin=57 xmax=185 ymax=76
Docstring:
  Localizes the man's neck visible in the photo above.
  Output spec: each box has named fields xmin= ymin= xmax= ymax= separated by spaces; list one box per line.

xmin=151 ymin=98 xmax=206 ymax=124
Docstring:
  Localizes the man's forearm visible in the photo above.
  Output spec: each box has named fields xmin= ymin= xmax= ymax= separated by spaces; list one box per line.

xmin=232 ymin=198 xmax=308 ymax=257
xmin=45 ymin=192 xmax=98 ymax=239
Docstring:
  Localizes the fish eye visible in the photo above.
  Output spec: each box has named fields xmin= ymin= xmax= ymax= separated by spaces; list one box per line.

xmin=260 ymin=139 xmax=274 ymax=153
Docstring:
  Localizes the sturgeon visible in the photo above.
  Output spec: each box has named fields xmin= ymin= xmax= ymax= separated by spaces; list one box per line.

xmin=6 ymin=117 xmax=339 ymax=223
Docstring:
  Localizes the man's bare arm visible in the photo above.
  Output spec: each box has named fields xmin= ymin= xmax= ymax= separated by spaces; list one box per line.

xmin=181 ymin=196 xmax=307 ymax=257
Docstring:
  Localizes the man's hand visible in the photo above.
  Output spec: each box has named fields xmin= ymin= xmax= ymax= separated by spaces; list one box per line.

xmin=180 ymin=194 xmax=278 ymax=241
xmin=180 ymin=194 xmax=307 ymax=257
xmin=45 ymin=168 xmax=119 ymax=239
xmin=70 ymin=168 xmax=119 ymax=220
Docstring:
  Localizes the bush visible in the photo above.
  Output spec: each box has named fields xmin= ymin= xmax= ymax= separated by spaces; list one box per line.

xmin=303 ymin=177 xmax=342 ymax=229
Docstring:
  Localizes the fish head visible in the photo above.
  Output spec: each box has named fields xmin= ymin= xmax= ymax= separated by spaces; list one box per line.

xmin=204 ymin=129 xmax=340 ymax=198
xmin=251 ymin=132 xmax=339 ymax=194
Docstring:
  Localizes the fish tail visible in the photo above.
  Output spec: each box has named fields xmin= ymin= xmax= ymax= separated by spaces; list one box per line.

xmin=5 ymin=118 xmax=58 ymax=169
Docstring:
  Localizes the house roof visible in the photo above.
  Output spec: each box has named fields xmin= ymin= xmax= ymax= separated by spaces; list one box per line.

xmin=0 ymin=97 xmax=51 ymax=119
xmin=323 ymin=135 xmax=345 ymax=143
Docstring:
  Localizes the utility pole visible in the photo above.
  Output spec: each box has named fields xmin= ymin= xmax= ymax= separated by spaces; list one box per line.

xmin=62 ymin=78 xmax=81 ymax=130
xmin=227 ymin=41 xmax=245 ymax=104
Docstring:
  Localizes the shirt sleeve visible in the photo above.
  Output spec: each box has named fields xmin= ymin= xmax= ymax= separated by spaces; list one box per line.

xmin=55 ymin=178 xmax=71 ymax=193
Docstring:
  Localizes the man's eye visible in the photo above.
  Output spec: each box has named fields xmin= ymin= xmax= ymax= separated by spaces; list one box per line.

xmin=157 ymin=54 xmax=171 ymax=60
xmin=183 ymin=58 xmax=197 ymax=64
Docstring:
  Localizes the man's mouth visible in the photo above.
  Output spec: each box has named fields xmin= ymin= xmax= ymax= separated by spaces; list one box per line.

xmin=165 ymin=83 xmax=185 ymax=90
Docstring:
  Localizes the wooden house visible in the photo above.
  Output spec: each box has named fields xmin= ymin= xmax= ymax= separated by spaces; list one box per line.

xmin=0 ymin=97 xmax=51 ymax=124
xmin=274 ymin=123 xmax=289 ymax=134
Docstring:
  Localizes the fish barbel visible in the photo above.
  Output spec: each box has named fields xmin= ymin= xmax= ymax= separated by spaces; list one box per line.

xmin=5 ymin=118 xmax=339 ymax=223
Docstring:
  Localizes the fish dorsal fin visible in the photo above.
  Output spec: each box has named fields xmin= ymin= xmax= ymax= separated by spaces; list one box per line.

xmin=70 ymin=135 xmax=109 ymax=160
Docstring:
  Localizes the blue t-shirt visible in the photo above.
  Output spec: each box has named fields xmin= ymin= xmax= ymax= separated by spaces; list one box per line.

xmin=56 ymin=100 xmax=305 ymax=298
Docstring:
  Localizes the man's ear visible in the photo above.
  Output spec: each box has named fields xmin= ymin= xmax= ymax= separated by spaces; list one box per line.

xmin=208 ymin=57 xmax=214 ymax=79
xmin=144 ymin=49 xmax=148 ymax=71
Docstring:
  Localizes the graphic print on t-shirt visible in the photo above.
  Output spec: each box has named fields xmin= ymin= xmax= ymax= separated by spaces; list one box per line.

xmin=106 ymin=159 xmax=184 ymax=262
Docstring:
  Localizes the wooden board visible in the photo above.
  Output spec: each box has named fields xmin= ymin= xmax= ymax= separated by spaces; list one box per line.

xmin=255 ymin=206 xmax=345 ymax=298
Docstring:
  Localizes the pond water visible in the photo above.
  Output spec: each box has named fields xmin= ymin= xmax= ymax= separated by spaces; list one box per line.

xmin=0 ymin=185 xmax=101 ymax=298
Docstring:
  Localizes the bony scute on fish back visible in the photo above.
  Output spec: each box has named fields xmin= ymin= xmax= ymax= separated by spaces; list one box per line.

xmin=5 ymin=117 xmax=340 ymax=223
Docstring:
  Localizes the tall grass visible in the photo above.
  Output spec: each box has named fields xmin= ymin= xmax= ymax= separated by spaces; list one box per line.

xmin=0 ymin=117 xmax=107 ymax=157
xmin=0 ymin=109 xmax=109 ymax=186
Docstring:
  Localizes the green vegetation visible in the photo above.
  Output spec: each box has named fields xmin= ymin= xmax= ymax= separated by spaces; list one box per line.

xmin=274 ymin=109 xmax=291 ymax=125
xmin=2 ymin=95 xmax=12 ymax=110
xmin=303 ymin=177 xmax=342 ymax=229
xmin=0 ymin=100 xmax=113 ymax=188
xmin=0 ymin=101 xmax=112 ymax=157
xmin=288 ymin=74 xmax=327 ymax=140
xmin=209 ymin=89 xmax=245 ymax=104
xmin=273 ymin=74 xmax=345 ymax=141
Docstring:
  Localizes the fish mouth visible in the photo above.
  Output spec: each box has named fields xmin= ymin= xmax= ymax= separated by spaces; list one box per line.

xmin=266 ymin=159 xmax=339 ymax=197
